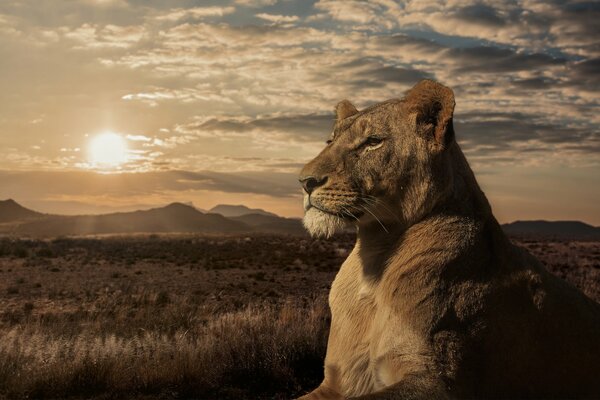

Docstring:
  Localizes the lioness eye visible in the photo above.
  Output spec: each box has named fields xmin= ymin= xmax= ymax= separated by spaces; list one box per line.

xmin=365 ymin=136 xmax=383 ymax=146
xmin=326 ymin=139 xmax=333 ymax=145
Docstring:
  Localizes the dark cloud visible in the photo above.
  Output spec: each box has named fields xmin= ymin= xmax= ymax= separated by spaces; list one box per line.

xmin=336 ymin=57 xmax=433 ymax=89
xmin=455 ymin=111 xmax=599 ymax=152
xmin=558 ymin=1 xmax=600 ymax=43
xmin=346 ymin=64 xmax=432 ymax=89
xmin=449 ymin=46 xmax=566 ymax=73
xmin=452 ymin=4 xmax=506 ymax=27
xmin=510 ymin=77 xmax=559 ymax=90
xmin=372 ymin=31 xmax=569 ymax=77
xmin=570 ymin=58 xmax=600 ymax=86
xmin=190 ymin=105 xmax=600 ymax=162
xmin=374 ymin=34 xmax=446 ymax=53
xmin=368 ymin=65 xmax=431 ymax=84
xmin=192 ymin=113 xmax=335 ymax=142
xmin=195 ymin=107 xmax=600 ymax=161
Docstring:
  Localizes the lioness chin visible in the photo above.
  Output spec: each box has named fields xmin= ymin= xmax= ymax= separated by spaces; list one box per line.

xmin=297 ymin=80 xmax=600 ymax=399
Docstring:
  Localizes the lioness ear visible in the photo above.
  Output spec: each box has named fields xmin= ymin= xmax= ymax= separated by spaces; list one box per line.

xmin=405 ymin=80 xmax=455 ymax=146
xmin=335 ymin=100 xmax=358 ymax=121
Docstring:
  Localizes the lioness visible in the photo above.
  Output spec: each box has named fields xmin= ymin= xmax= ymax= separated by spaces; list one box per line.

xmin=298 ymin=80 xmax=600 ymax=399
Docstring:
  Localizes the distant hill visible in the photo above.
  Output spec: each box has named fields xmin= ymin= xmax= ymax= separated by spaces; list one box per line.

xmin=6 ymin=198 xmax=597 ymax=240
xmin=502 ymin=220 xmax=600 ymax=239
xmin=0 ymin=200 xmax=309 ymax=237
xmin=231 ymin=213 xmax=304 ymax=235
xmin=182 ymin=201 xmax=207 ymax=213
xmin=209 ymin=204 xmax=277 ymax=218
xmin=10 ymin=203 xmax=248 ymax=237
xmin=0 ymin=199 xmax=44 ymax=223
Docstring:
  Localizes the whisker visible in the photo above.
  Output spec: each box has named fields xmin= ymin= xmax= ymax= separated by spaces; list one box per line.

xmin=361 ymin=196 xmax=400 ymax=222
xmin=361 ymin=203 xmax=389 ymax=234
xmin=340 ymin=205 xmax=360 ymax=222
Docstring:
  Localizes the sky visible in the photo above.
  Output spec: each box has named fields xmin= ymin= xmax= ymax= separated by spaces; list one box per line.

xmin=0 ymin=0 xmax=598 ymax=224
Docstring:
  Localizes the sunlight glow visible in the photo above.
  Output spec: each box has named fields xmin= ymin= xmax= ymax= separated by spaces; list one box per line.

xmin=88 ymin=131 xmax=129 ymax=168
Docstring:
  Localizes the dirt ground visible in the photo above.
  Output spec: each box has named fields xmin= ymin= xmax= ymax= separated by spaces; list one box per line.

xmin=0 ymin=234 xmax=598 ymax=399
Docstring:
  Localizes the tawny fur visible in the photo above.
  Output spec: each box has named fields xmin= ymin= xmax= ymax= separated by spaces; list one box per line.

xmin=298 ymin=80 xmax=600 ymax=399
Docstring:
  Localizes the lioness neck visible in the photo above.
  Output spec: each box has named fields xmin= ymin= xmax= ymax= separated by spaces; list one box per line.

xmin=356 ymin=143 xmax=504 ymax=280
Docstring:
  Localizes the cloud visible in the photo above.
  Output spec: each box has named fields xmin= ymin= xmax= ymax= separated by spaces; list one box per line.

xmin=153 ymin=6 xmax=236 ymax=22
xmin=570 ymin=57 xmax=600 ymax=86
xmin=234 ymin=0 xmax=278 ymax=7
xmin=312 ymin=0 xmax=599 ymax=58
xmin=455 ymin=110 xmax=600 ymax=169
xmin=313 ymin=0 xmax=393 ymax=28
xmin=547 ymin=1 xmax=600 ymax=57
xmin=126 ymin=134 xmax=151 ymax=142
xmin=0 ymin=169 xmax=299 ymax=200
xmin=369 ymin=34 xmax=446 ymax=58
xmin=186 ymin=113 xmax=334 ymax=143
xmin=447 ymin=46 xmax=566 ymax=73
xmin=1 ymin=0 xmax=599 ymax=178
xmin=156 ymin=22 xmax=334 ymax=48
xmin=62 ymin=23 xmax=146 ymax=49
xmin=0 ymin=13 xmax=21 ymax=37
xmin=80 ymin=0 xmax=129 ymax=8
xmin=255 ymin=13 xmax=299 ymax=24
xmin=452 ymin=4 xmax=506 ymax=27
xmin=122 ymin=89 xmax=235 ymax=107
xmin=339 ymin=58 xmax=432 ymax=85
xmin=510 ymin=77 xmax=559 ymax=90
xmin=0 ymin=0 xmax=598 ymax=223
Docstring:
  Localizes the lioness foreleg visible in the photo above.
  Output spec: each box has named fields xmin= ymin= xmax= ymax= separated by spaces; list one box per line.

xmin=297 ymin=384 xmax=344 ymax=400
xmin=349 ymin=371 xmax=450 ymax=400
xmin=298 ymin=371 xmax=450 ymax=400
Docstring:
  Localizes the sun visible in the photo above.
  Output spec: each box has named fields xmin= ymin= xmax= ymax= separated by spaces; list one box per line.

xmin=88 ymin=131 xmax=129 ymax=168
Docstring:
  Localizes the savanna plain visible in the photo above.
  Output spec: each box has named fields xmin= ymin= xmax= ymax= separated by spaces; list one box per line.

xmin=0 ymin=234 xmax=598 ymax=399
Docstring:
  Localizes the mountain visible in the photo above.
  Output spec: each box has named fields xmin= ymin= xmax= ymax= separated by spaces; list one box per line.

xmin=182 ymin=201 xmax=207 ymax=213
xmin=3 ymin=199 xmax=599 ymax=239
xmin=502 ymin=220 xmax=600 ymax=239
xmin=0 ymin=199 xmax=44 ymax=223
xmin=209 ymin=204 xmax=278 ymax=218
xmin=10 ymin=203 xmax=249 ymax=237
xmin=0 ymin=201 xmax=308 ymax=237
xmin=231 ymin=213 xmax=305 ymax=235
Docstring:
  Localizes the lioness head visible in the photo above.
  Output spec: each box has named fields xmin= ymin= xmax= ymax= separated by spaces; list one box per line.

xmin=300 ymin=80 xmax=457 ymax=238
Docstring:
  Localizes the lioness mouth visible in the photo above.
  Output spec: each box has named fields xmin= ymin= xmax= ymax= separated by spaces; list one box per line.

xmin=302 ymin=205 xmax=347 ymax=238
xmin=308 ymin=204 xmax=335 ymax=216
xmin=309 ymin=203 xmax=355 ymax=220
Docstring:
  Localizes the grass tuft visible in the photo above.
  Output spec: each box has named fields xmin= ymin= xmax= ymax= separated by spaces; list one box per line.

xmin=0 ymin=298 xmax=329 ymax=399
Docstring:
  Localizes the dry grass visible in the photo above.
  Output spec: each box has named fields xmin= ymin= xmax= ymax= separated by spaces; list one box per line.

xmin=0 ymin=235 xmax=348 ymax=399
xmin=516 ymin=238 xmax=600 ymax=301
xmin=0 ymin=298 xmax=329 ymax=399
xmin=0 ymin=234 xmax=598 ymax=399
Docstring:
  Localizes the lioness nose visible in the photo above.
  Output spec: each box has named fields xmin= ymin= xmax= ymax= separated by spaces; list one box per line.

xmin=299 ymin=176 xmax=327 ymax=194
